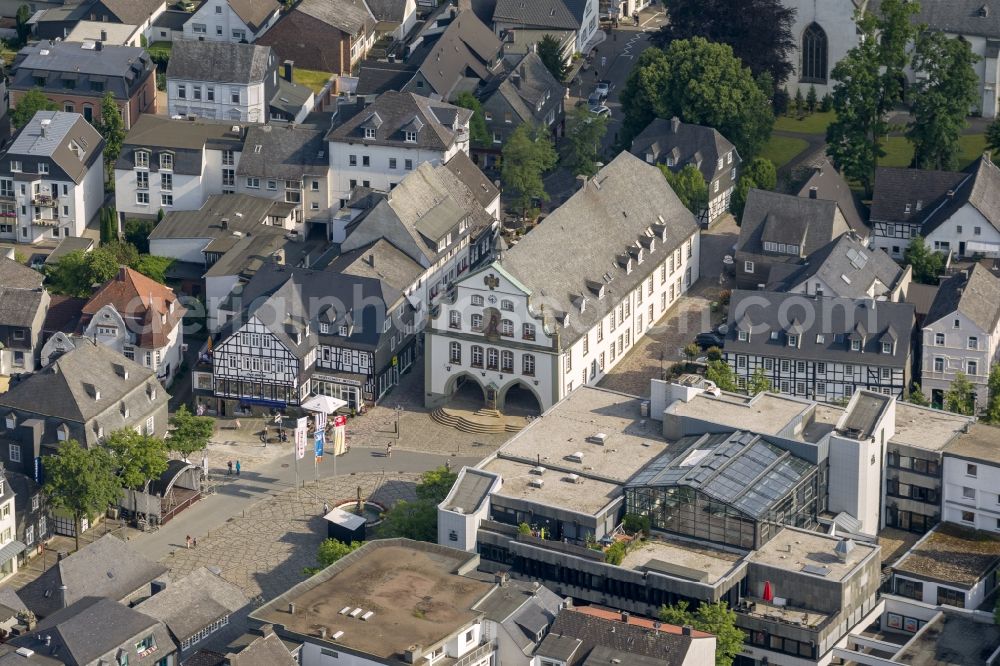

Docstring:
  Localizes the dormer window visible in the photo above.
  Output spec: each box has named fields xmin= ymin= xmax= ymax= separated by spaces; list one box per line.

xmin=339 ymin=325 xmax=349 ymax=336
xmin=405 ymin=130 xmax=417 ymax=143
xmin=160 ymin=153 xmax=174 ymax=170
xmin=56 ymin=423 xmax=69 ymax=441
xmin=882 ymin=342 xmax=893 ymax=354
xmin=364 ymin=127 xmax=376 ymax=139
xmin=4 ymin=415 xmax=14 ymax=430
xmin=787 ymin=334 xmax=798 ymax=347
xmin=738 ymin=330 xmax=748 ymax=342
xmin=851 ymin=339 xmax=861 ymax=351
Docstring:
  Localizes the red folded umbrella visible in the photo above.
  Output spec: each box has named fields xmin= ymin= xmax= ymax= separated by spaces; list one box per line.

xmin=763 ymin=580 xmax=774 ymax=602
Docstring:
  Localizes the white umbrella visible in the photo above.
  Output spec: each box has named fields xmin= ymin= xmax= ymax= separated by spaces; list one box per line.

xmin=300 ymin=395 xmax=347 ymax=414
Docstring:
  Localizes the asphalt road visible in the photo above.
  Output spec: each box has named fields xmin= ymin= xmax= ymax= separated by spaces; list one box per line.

xmin=129 ymin=446 xmax=483 ymax=560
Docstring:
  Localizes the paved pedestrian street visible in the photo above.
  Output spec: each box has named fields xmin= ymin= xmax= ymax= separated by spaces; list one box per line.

xmin=162 ymin=471 xmax=419 ymax=601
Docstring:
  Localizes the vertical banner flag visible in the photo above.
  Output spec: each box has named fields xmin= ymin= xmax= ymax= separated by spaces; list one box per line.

xmin=333 ymin=415 xmax=347 ymax=456
xmin=315 ymin=410 xmax=327 ymax=432
xmin=295 ymin=417 xmax=308 ymax=460
xmin=315 ymin=430 xmax=325 ymax=459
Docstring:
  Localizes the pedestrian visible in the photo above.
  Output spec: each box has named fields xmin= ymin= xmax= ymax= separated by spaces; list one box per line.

xmin=227 ymin=460 xmax=233 ymax=475
xmin=234 ymin=418 xmax=241 ymax=429
xmin=601 ymin=55 xmax=606 ymax=68
xmin=323 ymin=501 xmax=330 ymax=514
xmin=193 ymin=537 xmax=198 ymax=548
xmin=186 ymin=535 xmax=192 ymax=549
xmin=235 ymin=460 xmax=241 ymax=476
xmin=261 ymin=425 xmax=267 ymax=444
xmin=386 ymin=441 xmax=392 ymax=458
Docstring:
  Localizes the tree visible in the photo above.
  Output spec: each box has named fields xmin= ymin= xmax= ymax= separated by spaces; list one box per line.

xmin=806 ymin=85 xmax=818 ymax=113
xmin=650 ymin=0 xmax=795 ymax=85
xmin=501 ymin=123 xmax=557 ymax=219
xmin=820 ymin=93 xmax=833 ymax=112
xmin=452 ymin=92 xmax=490 ymax=146
xmin=106 ymin=429 xmax=168 ymax=521
xmin=683 ymin=343 xmax=700 ymax=361
xmin=168 ymin=405 xmax=215 ymax=458
xmin=11 ymin=89 xmax=58 ymax=130
xmin=908 ymin=383 xmax=931 ymax=407
xmin=794 ymin=87 xmax=804 ymax=116
xmin=378 ymin=499 xmax=438 ymax=541
xmin=706 ymin=360 xmax=739 ymax=392
xmin=98 ymin=91 xmax=126 ymax=179
xmin=43 ymin=248 xmax=121 ymax=297
xmin=134 ymin=256 xmax=174 ymax=284
xmin=659 ymin=164 xmax=707 ymax=218
xmin=99 ymin=207 xmax=117 ymax=243
xmin=537 ymin=34 xmax=568 ymax=82
xmin=907 ymin=31 xmax=980 ymax=171
xmin=729 ymin=158 xmax=775 ymax=223
xmin=562 ymin=106 xmax=608 ymax=177
xmin=14 ymin=4 xmax=31 ymax=44
xmin=747 ymin=367 xmax=772 ymax=396
xmin=660 ymin=600 xmax=745 ymax=666
xmin=984 ymin=365 xmax=1000 ymax=423
xmin=620 ymin=38 xmax=773 ymax=157
xmin=123 ymin=219 xmax=155 ymax=254
xmin=903 ymin=235 xmax=945 ymax=285
xmin=304 ymin=539 xmax=362 ymax=575
xmin=826 ymin=0 xmax=919 ymax=195
xmin=43 ymin=440 xmax=121 ymax=551
xmin=414 ymin=466 xmax=458 ymax=503
xmin=944 ymin=371 xmax=977 ymax=416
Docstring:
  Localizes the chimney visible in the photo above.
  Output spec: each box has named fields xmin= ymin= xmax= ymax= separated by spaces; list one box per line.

xmin=221 ymin=218 xmax=229 ymax=230
xmin=95 ymin=40 xmax=102 ymax=51
xmin=320 ymin=627 xmax=328 ymax=639
xmin=947 ymin=189 xmax=955 ymax=199
xmin=670 ymin=116 xmax=681 ymax=134
xmin=511 ymin=71 xmax=521 ymax=88
xmin=682 ymin=625 xmax=693 ymax=636
xmin=58 ymin=585 xmax=68 ymax=609
xmin=117 ymin=265 xmax=127 ymax=281
xmin=44 ymin=635 xmax=51 ymax=647
xmin=283 ymin=60 xmax=294 ymax=82
xmin=809 ymin=186 xmax=818 ymax=199
xmin=40 ymin=119 xmax=51 ymax=137
xmin=620 ymin=611 xmax=630 ymax=623
xmin=288 ymin=602 xmax=296 ymax=615
xmin=260 ymin=624 xmax=276 ymax=639
xmin=576 ymin=174 xmax=588 ymax=190
xmin=368 ymin=253 xmax=375 ymax=267
xmin=100 ymin=29 xmax=107 ymax=41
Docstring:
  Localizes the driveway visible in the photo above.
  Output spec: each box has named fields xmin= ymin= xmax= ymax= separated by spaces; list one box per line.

xmin=597 ymin=216 xmax=739 ymax=396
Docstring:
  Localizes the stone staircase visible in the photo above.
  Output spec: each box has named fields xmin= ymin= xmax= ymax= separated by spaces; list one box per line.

xmin=431 ymin=406 xmax=526 ymax=434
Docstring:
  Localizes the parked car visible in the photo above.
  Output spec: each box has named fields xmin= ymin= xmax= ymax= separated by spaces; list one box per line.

xmin=695 ymin=332 xmax=724 ymax=350
xmin=587 ymin=91 xmax=602 ymax=107
xmin=596 ymin=80 xmax=613 ymax=100
xmin=589 ymin=105 xmax=612 ymax=118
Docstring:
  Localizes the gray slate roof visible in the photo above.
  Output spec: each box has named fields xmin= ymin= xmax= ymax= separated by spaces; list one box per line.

xmin=493 ymin=0 xmax=580 ymax=29
xmin=10 ymin=596 xmax=168 ymax=666
xmin=296 ymin=0 xmax=373 ymax=34
xmin=0 ymin=288 xmax=46 ymax=328
xmin=871 ymin=0 xmax=1000 ymax=39
xmin=228 ymin=0 xmax=281 ymax=32
xmin=414 ymin=9 xmax=501 ymax=97
xmin=925 ymin=263 xmax=1000 ymax=333
xmin=869 ymin=166 xmax=967 ymax=224
xmin=328 ymin=91 xmax=471 ymax=151
xmin=541 ymin=608 xmax=696 ymax=665
xmin=97 ymin=0 xmax=165 ymax=25
xmin=365 ymin=0 xmax=409 ymax=22
xmin=342 ymin=158 xmax=494 ymax=265
xmin=922 ymin=156 xmax=1000 ymax=236
xmin=136 ymin=568 xmax=247 ymax=644
xmin=11 ymin=40 xmax=152 ymax=98
xmin=150 ymin=194 xmax=287 ymax=242
xmin=482 ymin=52 xmax=564 ymax=126
xmin=444 ymin=150 xmax=499 ymax=210
xmin=797 ymin=157 xmax=868 ymax=236
xmin=474 ymin=579 xmax=562 ymax=653
xmin=0 ymin=257 xmax=44 ymax=290
xmin=724 ymin=290 xmax=915 ymax=367
xmin=0 ymin=341 xmax=166 ymax=431
xmin=630 ymin=116 xmax=739 ymax=188
xmin=237 ymin=123 xmax=328 ymax=180
xmin=497 ymin=152 xmax=697 ymax=344
xmin=774 ymin=233 xmax=905 ymax=300
xmin=18 ymin=534 xmax=167 ymax=619
xmin=8 ymin=111 xmax=105 ymax=185
xmin=327 ymin=238 xmax=424 ymax=296
xmin=227 ymin=631 xmax=298 ymax=665
xmin=737 ymin=188 xmax=849 ymax=260
xmin=166 ymin=40 xmax=273 ymax=84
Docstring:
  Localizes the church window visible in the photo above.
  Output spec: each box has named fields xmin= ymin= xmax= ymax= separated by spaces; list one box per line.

xmin=802 ymin=23 xmax=828 ymax=83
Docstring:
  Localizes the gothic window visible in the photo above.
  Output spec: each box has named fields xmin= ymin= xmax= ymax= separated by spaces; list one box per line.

xmin=802 ymin=23 xmax=828 ymax=83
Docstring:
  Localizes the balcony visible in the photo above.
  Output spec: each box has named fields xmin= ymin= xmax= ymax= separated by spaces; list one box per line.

xmin=31 ymin=217 xmax=59 ymax=227
xmin=31 ymin=193 xmax=58 ymax=207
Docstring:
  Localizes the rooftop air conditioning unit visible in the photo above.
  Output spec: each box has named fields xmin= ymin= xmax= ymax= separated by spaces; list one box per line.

xmin=530 ymin=466 xmax=546 ymax=475
xmin=587 ymin=433 xmax=608 ymax=445
xmin=528 ymin=478 xmax=545 ymax=488
xmin=565 ymin=474 xmax=582 ymax=484
xmin=568 ymin=451 xmax=584 ymax=463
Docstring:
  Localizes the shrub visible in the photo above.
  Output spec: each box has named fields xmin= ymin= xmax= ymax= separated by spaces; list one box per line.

xmin=605 ymin=540 xmax=628 ymax=565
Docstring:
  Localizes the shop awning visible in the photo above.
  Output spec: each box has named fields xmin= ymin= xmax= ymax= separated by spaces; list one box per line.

xmin=0 ymin=540 xmax=26 ymax=563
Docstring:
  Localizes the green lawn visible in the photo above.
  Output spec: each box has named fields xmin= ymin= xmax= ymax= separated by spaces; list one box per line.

xmin=773 ymin=111 xmax=836 ymax=135
xmin=294 ymin=69 xmax=332 ymax=94
xmin=881 ymin=133 xmax=988 ymax=170
xmin=760 ymin=135 xmax=810 ymax=169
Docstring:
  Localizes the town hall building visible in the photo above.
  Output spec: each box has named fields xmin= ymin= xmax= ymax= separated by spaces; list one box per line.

xmin=424 ymin=152 xmax=700 ymax=413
